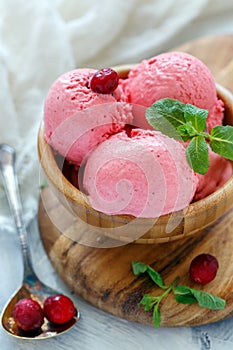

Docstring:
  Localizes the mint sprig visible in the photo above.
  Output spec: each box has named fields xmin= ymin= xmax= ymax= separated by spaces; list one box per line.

xmin=146 ymin=98 xmax=233 ymax=174
xmin=132 ymin=261 xmax=226 ymax=328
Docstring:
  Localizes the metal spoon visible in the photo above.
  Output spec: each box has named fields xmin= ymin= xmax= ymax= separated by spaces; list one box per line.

xmin=0 ymin=144 xmax=80 ymax=339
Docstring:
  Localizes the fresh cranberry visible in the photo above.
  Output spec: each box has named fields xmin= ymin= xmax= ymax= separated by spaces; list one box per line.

xmin=44 ymin=294 xmax=76 ymax=324
xmin=13 ymin=298 xmax=44 ymax=331
xmin=189 ymin=253 xmax=219 ymax=285
xmin=90 ymin=68 xmax=119 ymax=94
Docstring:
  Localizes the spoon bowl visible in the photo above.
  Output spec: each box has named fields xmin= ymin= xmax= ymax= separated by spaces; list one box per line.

xmin=1 ymin=280 xmax=78 ymax=339
xmin=0 ymin=144 xmax=80 ymax=339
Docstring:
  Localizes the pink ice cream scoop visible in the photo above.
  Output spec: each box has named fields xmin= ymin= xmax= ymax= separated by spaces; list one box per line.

xmin=82 ymin=129 xmax=198 ymax=218
xmin=121 ymin=52 xmax=224 ymax=131
xmin=44 ymin=68 xmax=133 ymax=165
xmin=194 ymin=147 xmax=232 ymax=201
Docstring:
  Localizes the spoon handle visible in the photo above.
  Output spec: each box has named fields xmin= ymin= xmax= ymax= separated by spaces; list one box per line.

xmin=0 ymin=144 xmax=34 ymax=278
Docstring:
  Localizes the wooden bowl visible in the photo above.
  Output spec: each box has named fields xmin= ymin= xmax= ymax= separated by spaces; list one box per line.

xmin=38 ymin=66 xmax=233 ymax=244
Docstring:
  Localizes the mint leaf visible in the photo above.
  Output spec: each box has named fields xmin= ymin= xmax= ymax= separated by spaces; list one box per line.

xmin=132 ymin=261 xmax=165 ymax=289
xmin=146 ymin=98 xmax=186 ymax=127
xmin=146 ymin=98 xmax=185 ymax=139
xmin=132 ymin=261 xmax=148 ymax=275
xmin=174 ymin=285 xmax=197 ymax=304
xmin=186 ymin=136 xmax=209 ymax=174
xmin=174 ymin=285 xmax=226 ymax=310
xmin=146 ymin=267 xmax=166 ymax=289
xmin=190 ymin=288 xmax=226 ymax=310
xmin=184 ymin=104 xmax=208 ymax=132
xmin=153 ymin=305 xmax=161 ymax=328
xmin=138 ymin=294 xmax=158 ymax=311
xmin=210 ymin=125 xmax=233 ymax=160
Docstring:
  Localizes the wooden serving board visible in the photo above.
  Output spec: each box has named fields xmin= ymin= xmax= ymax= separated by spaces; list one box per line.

xmin=38 ymin=35 xmax=233 ymax=327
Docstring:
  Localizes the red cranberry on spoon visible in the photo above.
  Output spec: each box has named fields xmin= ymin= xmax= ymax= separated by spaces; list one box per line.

xmin=13 ymin=298 xmax=44 ymax=332
xmin=44 ymin=294 xmax=76 ymax=324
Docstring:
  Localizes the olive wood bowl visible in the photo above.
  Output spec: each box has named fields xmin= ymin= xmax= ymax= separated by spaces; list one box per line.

xmin=38 ymin=65 xmax=233 ymax=244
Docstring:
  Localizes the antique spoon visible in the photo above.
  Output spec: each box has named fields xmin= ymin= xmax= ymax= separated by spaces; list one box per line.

xmin=0 ymin=144 xmax=80 ymax=339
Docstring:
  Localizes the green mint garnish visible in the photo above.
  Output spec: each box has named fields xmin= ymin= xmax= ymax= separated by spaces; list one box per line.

xmin=186 ymin=136 xmax=209 ymax=174
xmin=132 ymin=261 xmax=166 ymax=289
xmin=145 ymin=98 xmax=186 ymax=140
xmin=132 ymin=261 xmax=226 ymax=328
xmin=174 ymin=285 xmax=226 ymax=309
xmin=146 ymin=98 xmax=233 ymax=174
xmin=210 ymin=126 xmax=233 ymax=160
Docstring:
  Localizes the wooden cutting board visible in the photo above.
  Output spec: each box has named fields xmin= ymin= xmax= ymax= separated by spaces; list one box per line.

xmin=38 ymin=35 xmax=233 ymax=327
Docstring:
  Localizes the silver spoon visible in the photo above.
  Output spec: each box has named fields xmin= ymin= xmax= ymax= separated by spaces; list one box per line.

xmin=0 ymin=144 xmax=80 ymax=339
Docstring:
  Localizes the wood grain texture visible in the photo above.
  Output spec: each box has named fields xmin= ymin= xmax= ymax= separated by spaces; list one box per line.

xmin=38 ymin=35 xmax=233 ymax=327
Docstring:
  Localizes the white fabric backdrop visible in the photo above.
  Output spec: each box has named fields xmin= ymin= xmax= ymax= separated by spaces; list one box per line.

xmin=0 ymin=0 xmax=233 ymax=230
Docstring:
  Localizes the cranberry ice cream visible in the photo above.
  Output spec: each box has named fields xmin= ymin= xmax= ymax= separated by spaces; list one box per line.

xmin=44 ymin=68 xmax=133 ymax=165
xmin=120 ymin=52 xmax=224 ymax=131
xmin=82 ymin=129 xmax=198 ymax=217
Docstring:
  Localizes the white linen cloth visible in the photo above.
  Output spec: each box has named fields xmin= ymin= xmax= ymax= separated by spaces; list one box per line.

xmin=0 ymin=1 xmax=233 ymax=349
